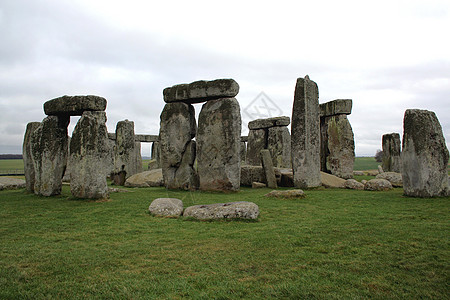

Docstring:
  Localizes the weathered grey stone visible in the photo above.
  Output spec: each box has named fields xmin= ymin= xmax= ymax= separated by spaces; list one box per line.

xmin=366 ymin=170 xmax=379 ymax=176
xmin=401 ymin=109 xmax=449 ymax=197
xmin=197 ymin=98 xmax=241 ymax=191
xmin=353 ymin=171 xmax=365 ymax=176
xmin=149 ymin=198 xmax=184 ymax=217
xmin=378 ymin=165 xmax=384 ymax=174
xmin=159 ymin=102 xmax=198 ymax=190
xmin=241 ymin=136 xmax=248 ymax=143
xmin=252 ymin=182 xmax=266 ymax=188
xmin=265 ymin=189 xmax=305 ymax=198
xmin=69 ymin=111 xmax=110 ymax=199
xmin=31 ymin=115 xmax=69 ymax=196
xmin=134 ymin=141 xmax=143 ymax=174
xmin=320 ymin=114 xmax=355 ymax=179
xmin=267 ymin=126 xmax=291 ymax=168
xmin=361 ymin=180 xmax=368 ymax=185
xmin=291 ymin=75 xmax=321 ymax=188
xmin=44 ymin=95 xmax=107 ymax=116
xmin=321 ymin=171 xmax=346 ymax=188
xmin=113 ymin=120 xmax=141 ymax=185
xmin=240 ymin=165 xmax=265 ymax=186
xmin=248 ymin=116 xmax=290 ymax=130
xmin=0 ymin=177 xmax=26 ymax=190
xmin=319 ymin=99 xmax=352 ymax=117
xmin=246 ymin=128 xmax=266 ymax=166
xmin=364 ymin=179 xmax=393 ymax=191
xmin=274 ymin=168 xmax=294 ymax=187
xmin=23 ymin=122 xmax=41 ymax=192
xmin=163 ymin=79 xmax=239 ymax=104
xmin=376 ymin=172 xmax=403 ymax=187
xmin=382 ymin=133 xmax=402 ymax=173
xmin=183 ymin=201 xmax=259 ymax=220
xmin=260 ymin=149 xmax=277 ymax=189
xmin=344 ymin=179 xmax=365 ymax=190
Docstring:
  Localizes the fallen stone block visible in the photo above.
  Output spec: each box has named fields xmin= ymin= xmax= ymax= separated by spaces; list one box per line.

xmin=149 ymin=198 xmax=184 ymax=217
xmin=364 ymin=179 xmax=393 ymax=191
xmin=252 ymin=182 xmax=266 ymax=188
xmin=321 ymin=171 xmax=346 ymax=188
xmin=344 ymin=179 xmax=365 ymax=190
xmin=0 ymin=177 xmax=26 ymax=190
xmin=183 ymin=202 xmax=259 ymax=220
xmin=125 ymin=169 xmax=164 ymax=187
xmin=376 ymin=172 xmax=402 ymax=187
xmin=265 ymin=189 xmax=305 ymax=198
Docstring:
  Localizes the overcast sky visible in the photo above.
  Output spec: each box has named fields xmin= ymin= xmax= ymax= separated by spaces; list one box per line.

xmin=1 ymin=0 xmax=449 ymax=156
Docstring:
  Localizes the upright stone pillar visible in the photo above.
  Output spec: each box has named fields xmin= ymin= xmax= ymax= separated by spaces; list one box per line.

xmin=319 ymin=99 xmax=355 ymax=179
xmin=159 ymin=102 xmax=198 ymax=190
xmin=197 ymin=98 xmax=241 ymax=191
xmin=113 ymin=120 xmax=140 ymax=185
xmin=23 ymin=122 xmax=41 ymax=192
xmin=246 ymin=129 xmax=266 ymax=166
xmin=291 ymin=75 xmax=321 ymax=188
xmin=69 ymin=111 xmax=110 ymax=199
xmin=401 ymin=109 xmax=449 ymax=197
xmin=268 ymin=126 xmax=291 ymax=168
xmin=382 ymin=133 xmax=401 ymax=173
xmin=30 ymin=115 xmax=69 ymax=196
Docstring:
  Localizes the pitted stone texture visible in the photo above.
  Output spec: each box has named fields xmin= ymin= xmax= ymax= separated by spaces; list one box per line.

xmin=163 ymin=79 xmax=239 ymax=104
xmin=252 ymin=182 xmax=266 ymax=188
xmin=265 ymin=189 xmax=305 ymax=198
xmin=240 ymin=165 xmax=265 ymax=186
xmin=69 ymin=111 xmax=110 ymax=199
xmin=364 ymin=179 xmax=393 ymax=191
xmin=319 ymin=99 xmax=352 ymax=117
xmin=248 ymin=116 xmax=290 ymax=130
xmin=382 ymin=133 xmax=402 ymax=173
xmin=344 ymin=179 xmax=365 ymax=190
xmin=149 ymin=198 xmax=184 ymax=217
xmin=183 ymin=202 xmax=259 ymax=220
xmin=291 ymin=75 xmax=321 ymax=188
xmin=321 ymin=171 xmax=346 ymax=188
xmin=268 ymin=126 xmax=291 ymax=168
xmin=113 ymin=120 xmax=141 ymax=184
xmin=44 ymin=95 xmax=107 ymax=116
xmin=23 ymin=122 xmax=41 ymax=192
xmin=31 ymin=115 xmax=69 ymax=196
xmin=160 ymin=102 xmax=198 ymax=190
xmin=321 ymin=115 xmax=355 ymax=179
xmin=260 ymin=149 xmax=277 ymax=189
xmin=246 ymin=128 xmax=266 ymax=166
xmin=0 ymin=177 xmax=26 ymax=190
xmin=197 ymin=98 xmax=241 ymax=191
xmin=401 ymin=109 xmax=449 ymax=197
xmin=376 ymin=172 xmax=403 ymax=187
xmin=125 ymin=169 xmax=163 ymax=187
xmin=240 ymin=142 xmax=247 ymax=163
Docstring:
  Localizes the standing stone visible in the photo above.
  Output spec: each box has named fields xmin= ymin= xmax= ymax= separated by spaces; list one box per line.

xmin=69 ymin=111 xmax=110 ymax=199
xmin=401 ymin=109 xmax=449 ymax=197
xmin=321 ymin=114 xmax=355 ymax=179
xmin=159 ymin=102 xmax=198 ymax=190
xmin=197 ymin=98 xmax=241 ymax=191
xmin=260 ymin=149 xmax=277 ymax=189
xmin=246 ymin=128 xmax=266 ymax=166
xmin=291 ymin=75 xmax=321 ymax=188
xmin=30 ymin=115 xmax=69 ymax=196
xmin=382 ymin=133 xmax=402 ymax=173
xmin=22 ymin=122 xmax=41 ymax=192
xmin=134 ymin=141 xmax=143 ymax=174
xmin=113 ymin=120 xmax=140 ymax=185
xmin=267 ymin=126 xmax=291 ymax=168
xmin=240 ymin=141 xmax=247 ymax=164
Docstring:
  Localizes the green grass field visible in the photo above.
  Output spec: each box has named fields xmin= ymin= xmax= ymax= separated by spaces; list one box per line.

xmin=1 ymin=182 xmax=449 ymax=298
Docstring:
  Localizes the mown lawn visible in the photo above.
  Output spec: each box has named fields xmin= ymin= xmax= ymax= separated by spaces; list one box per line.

xmin=1 ymin=184 xmax=448 ymax=299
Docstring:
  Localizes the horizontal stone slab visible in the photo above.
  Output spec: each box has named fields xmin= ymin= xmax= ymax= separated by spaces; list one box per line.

xmin=163 ymin=79 xmax=239 ymax=103
xmin=248 ymin=116 xmax=290 ymax=130
xmin=319 ymin=99 xmax=352 ymax=117
xmin=108 ymin=133 xmax=159 ymax=143
xmin=183 ymin=201 xmax=259 ymax=220
xmin=44 ymin=95 xmax=107 ymax=116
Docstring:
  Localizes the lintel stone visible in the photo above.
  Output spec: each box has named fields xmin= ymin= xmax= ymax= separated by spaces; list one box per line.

xmin=320 ymin=99 xmax=352 ymax=117
xmin=248 ymin=116 xmax=290 ymax=130
xmin=44 ymin=95 xmax=107 ymax=116
xmin=163 ymin=79 xmax=239 ymax=103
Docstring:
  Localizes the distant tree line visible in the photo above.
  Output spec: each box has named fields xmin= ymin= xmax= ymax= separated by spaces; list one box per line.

xmin=0 ymin=154 xmax=23 ymax=159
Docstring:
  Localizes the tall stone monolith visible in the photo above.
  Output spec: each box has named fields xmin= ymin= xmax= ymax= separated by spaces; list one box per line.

xmin=291 ymin=75 xmax=321 ymax=188
xmin=69 ymin=111 xmax=110 ymax=199
xmin=246 ymin=128 xmax=266 ymax=166
xmin=197 ymin=98 xmax=241 ymax=191
xmin=30 ymin=115 xmax=69 ymax=196
xmin=159 ymin=102 xmax=198 ymax=190
xmin=401 ymin=109 xmax=449 ymax=197
xmin=23 ymin=122 xmax=41 ymax=192
xmin=382 ymin=133 xmax=401 ymax=173
xmin=112 ymin=120 xmax=140 ymax=185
